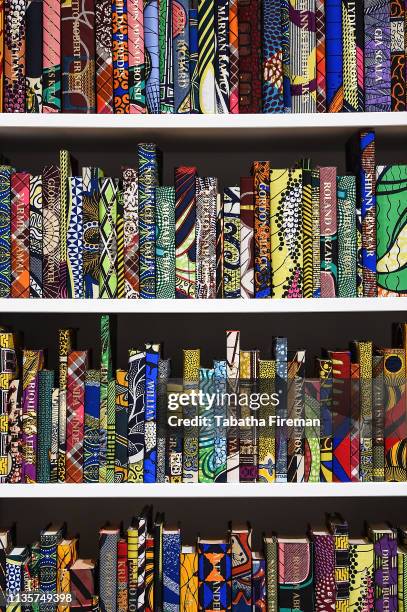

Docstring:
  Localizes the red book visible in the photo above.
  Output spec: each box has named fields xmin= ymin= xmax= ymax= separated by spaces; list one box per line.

xmin=350 ymin=362 xmax=360 ymax=482
xmin=117 ymin=539 xmax=128 ymax=612
xmin=328 ymin=350 xmax=351 ymax=482
xmin=66 ymin=350 xmax=88 ymax=483
xmin=11 ymin=173 xmax=30 ymax=298
xmin=238 ymin=0 xmax=261 ymax=113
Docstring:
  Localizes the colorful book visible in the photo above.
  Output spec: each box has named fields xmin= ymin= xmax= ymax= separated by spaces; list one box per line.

xmin=319 ymin=167 xmax=338 ymax=297
xmin=163 ymin=527 xmax=181 ymax=609
xmin=173 ymin=0 xmax=190 ymax=113
xmin=312 ymin=528 xmax=336 ymax=610
xmin=180 ymin=545 xmax=198 ymax=610
xmin=22 ymin=349 xmax=44 ymax=483
xmin=115 ymin=369 xmax=128 ymax=483
xmin=83 ymin=370 xmax=101 ymax=484
xmin=99 ymin=527 xmax=120 ymax=612
xmin=277 ymin=537 xmax=314 ymax=610
xmin=231 ymin=523 xmax=252 ymax=608
xmin=95 ymin=0 xmax=114 ymax=114
xmin=112 ymin=0 xmax=130 ymax=113
xmin=57 ymin=538 xmax=78 ymax=606
xmin=289 ymin=1 xmax=317 ymax=113
xmin=349 ymin=539 xmax=374 ymax=610
xmin=372 ymin=354 xmax=385 ymax=482
xmin=117 ymin=539 xmax=129 ymax=611
xmin=4 ymin=0 xmax=25 ymax=112
xmin=11 ymin=172 xmax=30 ymax=298
xmin=198 ymin=0 xmax=215 ymax=113
xmin=215 ymin=0 xmax=229 ymax=113
xmin=158 ymin=0 xmax=172 ymax=113
xmin=198 ymin=367 xmax=215 ymax=483
xmin=70 ymin=558 xmax=95 ymax=608
xmin=42 ymin=164 xmax=61 ymax=299
xmin=37 ymin=370 xmax=54 ymax=484
xmin=325 ymin=0 xmax=343 ymax=112
xmin=327 ymin=514 xmax=350 ymax=608
xmin=337 ymin=174 xmax=357 ymax=298
xmin=25 ymin=0 xmax=43 ymax=113
xmin=350 ymin=361 xmax=360 ymax=481
xmin=175 ymin=166 xmax=197 ymax=299
xmin=198 ymin=539 xmax=231 ymax=609
xmin=390 ymin=1 xmax=406 ymax=111
xmin=128 ymin=0 xmax=146 ymax=113
xmin=40 ymin=524 xmax=64 ymax=595
xmin=6 ymin=547 xmax=29 ymax=600
xmin=264 ymin=536 xmax=278 ymax=612
xmin=258 ymin=359 xmax=276 ymax=483
xmin=116 ymin=188 xmax=125 ymax=299
xmin=66 ymin=350 xmax=88 ymax=483
xmin=144 ymin=0 xmax=160 ymax=113
xmin=0 ymin=166 xmax=12 ymax=297
xmin=398 ymin=544 xmax=407 ymax=611
xmin=223 ymin=186 xmax=240 ymax=299
xmin=226 ymin=330 xmax=240 ymax=482
xmin=138 ymin=143 xmax=159 ymax=299
xmin=318 ymin=357 xmax=333 ymax=483
xmin=144 ymin=343 xmax=159 ymax=483
xmin=311 ymin=168 xmax=321 ymax=297
xmin=127 ymin=349 xmax=145 ymax=482
xmin=43 ymin=0 xmax=61 ymax=112
xmin=368 ymin=524 xmax=397 ymax=611
xmin=237 ymin=0 xmax=261 ymax=113
xmin=216 ymin=192 xmax=224 ymax=297
xmin=342 ymin=0 xmax=365 ymax=112
xmin=66 ymin=176 xmax=84 ymax=298
xmin=58 ymin=328 xmax=75 ymax=483
xmin=189 ymin=7 xmax=199 ymax=113
xmin=0 ymin=328 xmax=16 ymax=483
xmin=351 ymin=340 xmax=373 ymax=482
xmin=252 ymin=552 xmax=267 ymax=608
xmin=364 ymin=0 xmax=391 ymax=111
xmin=301 ymin=160 xmax=313 ymax=299
xmin=239 ymin=177 xmax=255 ymax=299
xmin=196 ymin=177 xmax=217 ymax=299
xmin=123 ymin=167 xmax=139 ymax=298
xmin=287 ymin=350 xmax=305 ymax=483
xmin=29 ymin=175 xmax=43 ymax=298
xmin=127 ymin=522 xmax=138 ymax=610
xmin=6 ymin=379 xmax=22 ymax=483
xmin=252 ymin=161 xmax=271 ymax=298
xmin=99 ymin=177 xmax=118 ymax=299
xmin=304 ymin=379 xmax=321 ymax=483
xmin=274 ymin=336 xmax=288 ymax=483
xmin=328 ymin=350 xmax=351 ymax=482
xmin=262 ymin=0 xmax=284 ymax=113
xmin=156 ymin=185 xmax=175 ymax=299
xmin=82 ymin=166 xmax=103 ymax=298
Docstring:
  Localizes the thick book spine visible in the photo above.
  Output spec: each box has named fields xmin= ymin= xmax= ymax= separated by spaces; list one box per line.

xmin=156 ymin=186 xmax=175 ymax=299
xmin=350 ymin=362 xmax=360 ymax=481
xmin=329 ymin=351 xmax=351 ymax=482
xmin=138 ymin=143 xmax=159 ymax=299
xmin=262 ymin=0 xmax=283 ymax=113
xmin=61 ymin=0 xmax=95 ymax=113
xmin=326 ymin=0 xmax=343 ymax=111
xmin=316 ymin=0 xmax=326 ymax=112
xmin=11 ymin=172 xmax=30 ymax=298
xmin=66 ymin=176 xmax=83 ymax=299
xmin=116 ymin=189 xmax=125 ymax=299
xmin=223 ymin=186 xmax=240 ymax=299
xmin=281 ymin=0 xmax=291 ymax=112
xmin=82 ymin=167 xmax=102 ymax=299
xmin=95 ymin=0 xmax=114 ymax=114
xmin=313 ymin=533 xmax=336 ymax=609
xmin=66 ymin=350 xmax=88 ymax=483
xmin=304 ymin=379 xmax=321 ymax=482
xmin=123 ymin=167 xmax=139 ymax=298
xmin=264 ymin=538 xmax=278 ymax=612
xmin=391 ymin=1 xmax=406 ymax=111
xmin=158 ymin=0 xmax=173 ymax=113
xmin=231 ymin=527 xmax=252 ymax=607
xmin=144 ymin=0 xmax=160 ymax=113
xmin=0 ymin=166 xmax=12 ymax=297
xmin=364 ymin=0 xmax=391 ymax=111
xmin=173 ymin=0 xmax=190 ymax=113
xmin=117 ymin=539 xmax=128 ymax=611
xmin=40 ymin=528 xmax=63 ymax=595
xmin=311 ymin=169 xmax=321 ymax=297
xmin=57 ymin=539 xmax=78 ymax=608
xmin=112 ymin=0 xmax=130 ymax=114
xmin=196 ymin=177 xmax=217 ymax=299
xmin=258 ymin=359 xmax=276 ymax=483
xmin=302 ymin=162 xmax=313 ymax=299
xmin=42 ymin=165 xmax=61 ymax=299
xmin=25 ymin=0 xmax=42 ymax=113
xmin=180 ymin=548 xmax=198 ymax=610
xmin=369 ymin=527 xmax=398 ymax=610
xmin=0 ymin=331 xmax=16 ymax=483
xmin=43 ymin=0 xmax=61 ymax=112
xmin=337 ymin=175 xmax=357 ymax=298
xmin=99 ymin=529 xmax=119 ymax=612
xmin=127 ymin=526 xmax=138 ymax=610
xmin=198 ymin=0 xmax=215 ymax=113
xmin=6 ymin=379 xmax=22 ymax=483
xmin=237 ymin=0 xmax=261 ymax=113
xmin=4 ymin=0 xmax=25 ymax=112
xmin=319 ymin=167 xmax=338 ymax=297
xmin=319 ymin=357 xmax=333 ymax=482
xmin=289 ymin=0 xmax=317 ymax=113
xmin=129 ymin=0 xmax=146 ymax=113
xmin=189 ymin=8 xmax=199 ymax=113
xmin=252 ymin=554 xmax=267 ymax=608
xmin=328 ymin=517 xmax=350 ymax=607
xmin=70 ymin=562 xmax=95 ymax=608
xmin=252 ymin=161 xmax=271 ymax=298
xmin=382 ymin=349 xmax=407 ymax=481
xmin=342 ymin=0 xmax=364 ymax=112
xmin=228 ymin=0 xmax=239 ymax=113
xmin=143 ymin=343 xmax=159 ymax=483
xmin=115 ymin=370 xmax=128 ymax=483
xmin=287 ymin=351 xmax=305 ymax=483
xmin=127 ymin=350 xmax=145 ymax=482
xmin=58 ymin=329 xmax=75 ymax=483
xmin=240 ymin=177 xmax=255 ymax=299
xmin=226 ymin=330 xmax=240 ymax=482
xmin=83 ymin=370 xmax=100 ymax=484
xmin=198 ymin=542 xmax=231 ymax=609
xmin=175 ymin=166 xmax=197 ymax=299
xmin=353 ymin=340 xmax=373 ymax=482
xmin=277 ymin=541 xmax=314 ymax=609
xmin=163 ymin=531 xmax=181 ymax=609
xmin=372 ymin=355 xmax=384 ymax=482
xmin=215 ymin=0 xmax=229 ymax=114
xmin=269 ymin=169 xmax=303 ymax=298
xmin=37 ymin=370 xmax=54 ymax=484
xmin=29 ymin=175 xmax=43 ymax=298
xmin=349 ymin=542 xmax=374 ymax=609
xmin=99 ymin=177 xmax=118 ymax=299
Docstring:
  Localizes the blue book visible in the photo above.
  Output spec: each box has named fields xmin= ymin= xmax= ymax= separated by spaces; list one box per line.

xmin=273 ymin=337 xmax=288 ymax=483
xmin=144 ymin=0 xmax=160 ymax=113
xmin=262 ymin=0 xmax=284 ymax=113
xmin=173 ymin=0 xmax=191 ymax=113
xmin=325 ymin=0 xmax=343 ymax=112
xmin=83 ymin=371 xmax=101 ymax=483
xmin=138 ymin=143 xmax=160 ymax=299
xmin=143 ymin=343 xmax=160 ymax=483
xmin=189 ymin=8 xmax=199 ymax=113
xmin=163 ymin=528 xmax=181 ymax=609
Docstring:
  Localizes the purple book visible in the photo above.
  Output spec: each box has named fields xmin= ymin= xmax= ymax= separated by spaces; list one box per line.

xmin=364 ymin=0 xmax=391 ymax=111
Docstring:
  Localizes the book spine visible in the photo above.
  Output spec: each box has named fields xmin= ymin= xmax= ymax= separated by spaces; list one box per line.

xmin=265 ymin=539 xmax=277 ymax=612
xmin=114 ymin=370 xmax=128 ymax=483
xmin=274 ymin=337 xmax=288 ymax=483
xmin=175 ymin=166 xmax=197 ymax=299
xmin=22 ymin=350 xmax=43 ymax=483
xmin=0 ymin=0 xmax=4 ymax=112
xmin=198 ymin=543 xmax=231 ymax=608
xmin=252 ymin=555 xmax=267 ymax=608
xmin=127 ymin=527 xmax=138 ymax=610
xmin=40 ymin=531 xmax=62 ymax=594
xmin=239 ymin=177 xmax=255 ymax=299
xmin=106 ymin=378 xmax=116 ymax=483
xmin=383 ymin=349 xmax=407 ymax=481
xmin=326 ymin=0 xmax=343 ymax=111
xmin=82 ymin=167 xmax=102 ymax=298
xmin=189 ymin=8 xmax=199 ymax=114
xmin=37 ymin=370 xmax=54 ymax=484
xmin=269 ymin=168 xmax=303 ymax=298
xmin=99 ymin=177 xmax=118 ymax=299
xmin=61 ymin=0 xmax=96 ymax=113
xmin=216 ymin=194 xmax=224 ymax=298
xmin=231 ymin=529 xmax=252 ymax=607
xmin=66 ymin=177 xmax=83 ymax=299
xmin=372 ymin=355 xmax=384 ymax=482
xmin=59 ymin=150 xmax=72 ymax=299
xmin=0 ymin=166 xmax=12 ymax=297
xmin=226 ymin=330 xmax=240 ymax=482
xmin=182 ymin=350 xmax=199 ymax=484
xmin=262 ymin=0 xmax=283 ymax=113
xmin=11 ymin=172 xmax=30 ymax=298
xmin=157 ymin=358 xmax=170 ymax=483
xmin=252 ymin=161 xmax=271 ymax=298
xmin=330 ymin=351 xmax=351 ymax=482
xmin=319 ymin=167 xmax=338 ymax=297
xmin=43 ymin=0 xmax=61 ymax=112
xmin=215 ymin=0 xmax=229 ymax=114
xmin=156 ymin=186 xmax=175 ymax=299
xmin=398 ymin=549 xmax=407 ymax=611
xmin=228 ymin=0 xmax=239 ymax=113
xmin=319 ymin=358 xmax=333 ymax=482
xmin=304 ymin=379 xmax=321 ymax=482
xmin=99 ymin=530 xmax=119 ymax=612
xmin=391 ymin=1 xmax=406 ymax=111
xmin=70 ymin=566 xmax=95 ymax=608
xmin=357 ymin=341 xmax=373 ymax=482
xmin=350 ymin=362 xmax=360 ymax=481
xmin=29 ymin=175 xmax=43 ymax=298
xmin=123 ymin=167 xmax=139 ymax=298
xmin=302 ymin=164 xmax=313 ymax=299
xmin=198 ymin=0 xmax=215 ymax=113
xmin=6 ymin=379 xmax=22 ymax=483
xmin=0 ymin=332 xmax=16 ymax=483
xmin=163 ymin=532 xmax=181 ymax=609
xmin=359 ymin=131 xmax=377 ymax=297
xmin=223 ymin=186 xmax=240 ymax=299
xmin=128 ymin=0 xmax=146 ymax=113
xmin=277 ymin=541 xmax=313 ymax=609
xmin=364 ymin=0 xmax=391 ymax=111
xmin=98 ymin=317 xmax=109 ymax=484
xmin=316 ymin=0 xmax=326 ymax=112
xmin=145 ymin=536 xmax=155 ymax=611
xmin=342 ymin=0 xmax=364 ymax=112
xmin=117 ymin=539 xmax=129 ymax=612
xmin=158 ymin=0 xmax=173 ymax=113
xmin=57 ymin=540 xmax=77 ymax=610
xmin=42 ymin=165 xmax=61 ymax=299
xmin=112 ymin=0 xmax=130 ymax=114
xmin=116 ymin=189 xmax=125 ymax=299
xmin=180 ymin=549 xmax=198 ymax=610
xmin=311 ymin=169 xmax=321 ymax=298
xmin=138 ymin=143 xmax=159 ymax=299
xmin=237 ymin=0 xmax=261 ymax=113
xmin=313 ymin=534 xmax=336 ymax=610
xmin=66 ymin=350 xmax=88 ymax=483
xmin=144 ymin=0 xmax=160 ymax=113
xmin=333 ymin=519 xmax=350 ymax=612
xmin=213 ymin=360 xmax=227 ymax=483
xmin=199 ymin=368 xmax=216 ymax=483
xmin=289 ymin=0 xmax=317 ymax=113
xmin=127 ymin=350 xmax=145 ymax=482
xmin=143 ymin=343 xmax=159 ymax=483
xmin=287 ymin=351 xmax=305 ymax=483
xmin=196 ymin=177 xmax=217 ymax=299
xmin=83 ymin=370 xmax=101 ymax=483
xmin=371 ymin=529 xmax=397 ymax=610
xmin=337 ymin=175 xmax=357 ymax=298
xmin=281 ymin=0 xmax=291 ymax=112
xmin=95 ymin=0 xmax=114 ymax=114
xmin=258 ymin=360 xmax=276 ymax=482
xmin=137 ymin=517 xmax=147 ymax=609
xmin=58 ymin=329 xmax=75 ymax=483
xmin=25 ymin=0 xmax=42 ymax=113
xmin=173 ymin=0 xmax=190 ymax=113
xmin=4 ymin=0 xmax=25 ymax=112
xmin=349 ymin=543 xmax=374 ymax=609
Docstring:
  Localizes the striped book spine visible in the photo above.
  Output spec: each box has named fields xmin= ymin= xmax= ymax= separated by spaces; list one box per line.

xmin=99 ymin=177 xmax=118 ymax=299
xmin=240 ymin=177 xmax=255 ymax=299
xmin=252 ymin=161 xmax=271 ymax=298
xmin=226 ymin=330 xmax=240 ymax=482
xmin=329 ymin=351 xmax=351 ymax=482
xmin=0 ymin=166 xmax=12 ymax=297
xmin=6 ymin=379 xmax=22 ymax=483
xmin=364 ymin=0 xmax=391 ymax=111
xmin=128 ymin=350 xmax=145 ymax=482
xmin=144 ymin=343 xmax=159 ymax=483
xmin=311 ymin=169 xmax=321 ymax=297
xmin=66 ymin=176 xmax=83 ymax=299
xmin=128 ymin=0 xmax=146 ymax=113
xmin=40 ymin=530 xmax=65 ymax=601
xmin=173 ymin=0 xmax=190 ymax=113
xmin=342 ymin=0 xmax=365 ymax=112
xmin=99 ymin=528 xmax=119 ymax=612
xmin=95 ymin=0 xmax=114 ymax=114
xmin=117 ymin=539 xmax=129 ymax=611
xmin=274 ymin=337 xmax=288 ymax=483
xmin=37 ymin=370 xmax=54 ymax=484
xmin=158 ymin=0 xmax=173 ymax=113
xmin=11 ymin=172 xmax=30 ymax=298
xmin=337 ymin=174 xmax=357 ymax=298
xmin=196 ymin=177 xmax=217 ymax=299
xmin=22 ymin=350 xmax=44 ymax=483
xmin=0 ymin=331 xmax=16 ymax=483
xmin=350 ymin=362 xmax=360 ymax=481
xmin=127 ymin=524 xmax=138 ymax=610
xmin=287 ymin=351 xmax=305 ymax=483
xmin=302 ymin=161 xmax=313 ymax=298
xmin=115 ymin=369 xmax=128 ymax=483
xmin=391 ymin=1 xmax=406 ymax=111
xmin=228 ymin=0 xmax=239 ymax=113
xmin=144 ymin=0 xmax=160 ymax=113
xmin=29 ymin=175 xmax=43 ymax=298
xmin=326 ymin=0 xmax=343 ymax=112
xmin=318 ymin=357 xmax=333 ymax=482
xmin=4 ymin=0 xmax=25 ymax=112
xmin=112 ymin=0 xmax=130 ymax=113
xmin=182 ymin=348 xmax=199 ymax=483
xmin=189 ymin=8 xmax=199 ymax=113
xmin=42 ymin=165 xmax=61 ymax=299
xmin=289 ymin=0 xmax=317 ymax=113
xmin=216 ymin=193 xmax=223 ymax=297
xmin=82 ymin=167 xmax=103 ymax=298
xmin=316 ymin=0 xmax=326 ymax=112
xmin=198 ymin=0 xmax=215 ymax=113
xmin=71 ymin=562 xmax=96 ymax=609
xmin=372 ymin=354 xmax=384 ymax=482
xmin=58 ymin=329 xmax=75 ymax=483
xmin=0 ymin=1 xmax=4 ymax=112
xmin=319 ymin=167 xmax=338 ymax=297
xmin=59 ymin=150 xmax=73 ymax=298
xmin=238 ymin=0 xmax=261 ymax=113
xmin=223 ymin=186 xmax=240 ymax=299
xmin=83 ymin=370 xmax=100 ymax=483
xmin=231 ymin=526 xmax=252 ymax=607
xmin=281 ymin=0 xmax=291 ymax=111
xmin=262 ymin=0 xmax=283 ymax=113
xmin=156 ymin=186 xmax=175 ymax=299
xmin=25 ymin=0 xmax=43 ymax=113
xmin=43 ymin=0 xmax=61 ymax=112
xmin=100 ymin=315 xmax=114 ymax=484
xmin=138 ymin=143 xmax=159 ymax=299
xmin=66 ymin=351 xmax=88 ymax=483
xmin=175 ymin=166 xmax=197 ymax=298
xmin=157 ymin=358 xmax=170 ymax=483
xmin=61 ymin=0 xmax=96 ymax=113
xmin=145 ymin=536 xmax=154 ymax=611
xmin=106 ymin=378 xmax=116 ymax=482
xmin=123 ymin=167 xmax=139 ymax=298
xmin=50 ymin=388 xmax=58 ymax=484
xmin=116 ymin=189 xmax=125 ymax=299
xmin=215 ymin=0 xmax=229 ymax=113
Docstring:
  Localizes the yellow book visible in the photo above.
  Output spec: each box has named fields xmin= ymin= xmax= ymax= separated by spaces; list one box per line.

xmin=258 ymin=360 xmax=276 ymax=483
xmin=180 ymin=546 xmax=198 ymax=611
xmin=57 ymin=538 xmax=78 ymax=612
xmin=349 ymin=539 xmax=373 ymax=610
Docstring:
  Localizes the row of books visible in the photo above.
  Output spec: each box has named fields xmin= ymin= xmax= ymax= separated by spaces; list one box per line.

xmin=3 ymin=0 xmax=407 ymax=115
xmin=2 ymin=514 xmax=406 ymax=610
xmin=2 ymin=315 xmax=407 ymax=485
xmin=1 ymin=130 xmax=405 ymax=300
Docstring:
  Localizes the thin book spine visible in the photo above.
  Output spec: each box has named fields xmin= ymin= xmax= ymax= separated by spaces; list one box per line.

xmin=66 ymin=176 xmax=84 ymax=299
xmin=262 ymin=0 xmax=284 ymax=113
xmin=43 ymin=0 xmax=61 ymax=113
xmin=22 ymin=350 xmax=44 ymax=483
xmin=123 ymin=167 xmax=140 ymax=298
xmin=128 ymin=350 xmax=145 ymax=483
xmin=29 ymin=175 xmax=43 ymax=298
xmin=128 ymin=0 xmax=146 ymax=113
xmin=316 ymin=0 xmax=326 ymax=112
xmin=25 ymin=0 xmax=43 ymax=113
xmin=391 ymin=1 xmax=406 ymax=111
xmin=138 ymin=143 xmax=159 ymax=299
xmin=319 ymin=167 xmax=338 ymax=298
xmin=289 ymin=0 xmax=317 ymax=113
xmin=226 ymin=330 xmax=240 ymax=482
xmin=4 ymin=0 xmax=26 ymax=112
xmin=11 ymin=172 xmax=30 ymax=298
xmin=342 ymin=0 xmax=364 ymax=112
xmin=112 ymin=0 xmax=130 ymax=114
xmin=66 ymin=350 xmax=88 ymax=483
xmin=0 ymin=166 xmax=12 ymax=297
xmin=252 ymin=161 xmax=271 ymax=298
xmin=223 ymin=186 xmax=240 ymax=299
xmin=228 ymin=0 xmax=239 ymax=113
xmin=82 ymin=167 xmax=103 ymax=299
xmin=83 ymin=370 xmax=101 ymax=483
xmin=196 ymin=177 xmax=217 ymax=299
xmin=144 ymin=0 xmax=160 ymax=113
xmin=175 ymin=166 xmax=197 ymax=299
xmin=158 ymin=0 xmax=173 ymax=113
xmin=37 ymin=370 xmax=54 ymax=484
xmin=189 ymin=8 xmax=200 ymax=113
xmin=237 ymin=0 xmax=261 ymax=113
xmin=42 ymin=165 xmax=61 ymax=299
xmin=173 ymin=0 xmax=190 ymax=113
xmin=99 ymin=177 xmax=118 ymax=299
xmin=156 ymin=186 xmax=176 ymax=299
xmin=95 ymin=0 xmax=114 ymax=114
xmin=58 ymin=329 xmax=75 ymax=483
xmin=239 ymin=177 xmax=255 ymax=299
xmin=198 ymin=0 xmax=215 ymax=113
xmin=325 ymin=0 xmax=343 ymax=111
xmin=143 ymin=343 xmax=159 ymax=483
xmin=337 ymin=174 xmax=357 ymax=298
xmin=215 ymin=0 xmax=229 ymax=114
xmin=364 ymin=0 xmax=391 ymax=111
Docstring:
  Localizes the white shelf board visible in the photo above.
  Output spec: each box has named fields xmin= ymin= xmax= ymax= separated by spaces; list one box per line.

xmin=0 ymin=482 xmax=405 ymax=498
xmin=0 ymin=297 xmax=405 ymax=314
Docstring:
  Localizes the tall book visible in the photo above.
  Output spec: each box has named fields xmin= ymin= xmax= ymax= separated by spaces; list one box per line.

xmin=99 ymin=527 xmax=120 ymax=612
xmin=57 ymin=537 xmax=78 ymax=606
xmin=0 ymin=166 xmax=12 ymax=297
xmin=196 ymin=177 xmax=217 ymax=299
xmin=349 ymin=539 xmax=374 ymax=609
xmin=115 ymin=369 xmax=128 ymax=483
xmin=337 ymin=175 xmax=357 ymax=298
xmin=281 ymin=0 xmax=291 ymax=112
xmin=325 ymin=0 xmax=343 ymax=112
xmin=99 ymin=177 xmax=118 ymax=299
xmin=127 ymin=522 xmax=138 ymax=610
xmin=66 ymin=350 xmax=88 ymax=483
xmin=11 ymin=172 xmax=30 ymax=298
xmin=274 ymin=337 xmax=288 ymax=483
xmin=237 ymin=0 xmax=261 ymax=113
xmin=182 ymin=349 xmax=200 ymax=484
xmin=128 ymin=349 xmax=145 ymax=482
xmin=175 ymin=166 xmax=197 ymax=299
xmin=262 ymin=0 xmax=283 ymax=113
xmin=198 ymin=0 xmax=215 ymax=113
xmin=328 ymin=350 xmax=351 ymax=482
xmin=60 ymin=149 xmax=76 ymax=298
xmin=264 ymin=536 xmax=277 ymax=612
xmin=6 ymin=547 xmax=29 ymax=600
xmin=350 ymin=362 xmax=360 ymax=481
xmin=311 ymin=168 xmax=321 ymax=297
xmin=25 ymin=0 xmax=42 ymax=113
xmin=328 ymin=514 xmax=350 ymax=608
xmin=287 ymin=350 xmax=305 ymax=483
xmin=277 ymin=537 xmax=314 ymax=610
xmin=391 ymin=1 xmax=406 ymax=111
xmin=144 ymin=343 xmax=159 ymax=483
xmin=223 ymin=186 xmax=240 ymax=299
xmin=364 ymin=0 xmax=391 ymax=111
xmin=0 ymin=1 xmax=4 ymax=113
xmin=252 ymin=552 xmax=267 ymax=608
xmin=319 ymin=167 xmax=338 ymax=297
xmin=240 ymin=177 xmax=255 ymax=299
xmin=258 ymin=359 xmax=276 ymax=483
xmin=58 ymin=329 xmax=75 ymax=483
xmin=198 ymin=368 xmax=216 ymax=483
xmin=252 ymin=161 xmax=271 ymax=298
xmin=350 ymin=340 xmax=373 ymax=482
xmin=226 ymin=330 xmax=240 ymax=482
xmin=318 ymin=357 xmax=333 ymax=483
xmin=118 ymin=539 xmax=129 ymax=611
xmin=372 ymin=354 xmax=385 ymax=482
xmin=0 ymin=529 xmax=13 ymax=603
xmin=311 ymin=528 xmax=336 ymax=610
xmin=112 ymin=0 xmax=130 ymax=113
xmin=158 ymin=0 xmax=172 ymax=113
xmin=144 ymin=0 xmax=160 ymax=113
xmin=0 ymin=329 xmax=17 ymax=483
xmin=116 ymin=188 xmax=125 ymax=299
xmin=231 ymin=523 xmax=252 ymax=607
xmin=4 ymin=0 xmax=25 ymax=112
xmin=216 ymin=193 xmax=224 ymax=297
xmin=83 ymin=370 xmax=100 ymax=484
xmin=215 ymin=0 xmax=229 ymax=113
xmin=156 ymin=358 xmax=170 ymax=483
xmin=163 ymin=527 xmax=181 ymax=609
xmin=173 ymin=0 xmax=190 ymax=113
xmin=189 ymin=7 xmax=199 ymax=113
xmin=301 ymin=160 xmax=313 ymax=299
xmin=228 ymin=0 xmax=239 ymax=113
xmin=315 ymin=0 xmax=326 ymax=112
xmin=22 ymin=349 xmax=44 ymax=483
xmin=42 ymin=165 xmax=61 ymax=299
xmin=82 ymin=166 xmax=103 ymax=298
xmin=180 ymin=545 xmax=198 ymax=610
xmin=304 ymin=379 xmax=320 ymax=482
xmin=6 ymin=379 xmax=22 ymax=483
xmin=368 ymin=524 xmax=397 ymax=611
xmin=289 ymin=1 xmax=316 ymax=113
xmin=66 ymin=176 xmax=84 ymax=298
xmin=43 ymin=0 xmax=61 ymax=112
xmin=37 ymin=370 xmax=54 ymax=484
xmin=198 ymin=539 xmax=231 ymax=609
xmin=138 ymin=143 xmax=159 ymax=299
xmin=156 ymin=186 xmax=175 ymax=299
xmin=128 ymin=0 xmax=146 ymax=113
xmin=40 ymin=524 xmax=64 ymax=596
xmin=29 ymin=175 xmax=43 ymax=298
xmin=342 ymin=0 xmax=364 ymax=112
xmin=95 ymin=0 xmax=114 ymax=114
xmin=123 ymin=167 xmax=140 ymax=299
xmin=398 ymin=542 xmax=407 ymax=611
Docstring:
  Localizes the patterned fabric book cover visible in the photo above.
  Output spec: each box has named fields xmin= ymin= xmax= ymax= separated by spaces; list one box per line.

xmin=196 ymin=177 xmax=217 ymax=299
xmin=115 ymin=369 xmax=128 ymax=483
xmin=145 ymin=535 xmax=154 ymax=611
xmin=158 ymin=0 xmax=172 ymax=113
xmin=337 ymin=174 xmax=357 ymax=298
xmin=216 ymin=193 xmax=224 ymax=297
xmin=239 ymin=350 xmax=258 ymax=483
xmin=304 ymin=379 xmax=320 ymax=483
xmin=56 ymin=537 xmax=78 ymax=609
xmin=70 ymin=559 xmax=95 ymax=608
xmin=215 ymin=0 xmax=229 ymax=113
xmin=127 ymin=523 xmax=138 ymax=609
xmin=262 ymin=0 xmax=283 ymax=113
xmin=42 ymin=164 xmax=61 ymax=299
xmin=372 ymin=354 xmax=385 ymax=482
xmin=112 ymin=0 xmax=130 ymax=113
xmin=117 ymin=539 xmax=129 ymax=611
xmin=274 ymin=337 xmax=288 ymax=483
xmin=6 ymin=379 xmax=22 ymax=483
xmin=29 ymin=175 xmax=43 ymax=298
xmin=301 ymin=161 xmax=313 ymax=299
xmin=4 ymin=0 xmax=25 ymax=112
xmin=95 ymin=0 xmax=114 ymax=114
xmin=99 ymin=177 xmax=118 ymax=299
xmin=128 ymin=0 xmax=146 ymax=113
xmin=66 ymin=176 xmax=84 ymax=298
xmin=281 ymin=0 xmax=291 ymax=112
xmin=182 ymin=349 xmax=199 ymax=483
xmin=390 ymin=0 xmax=405 ymax=111
xmin=277 ymin=538 xmax=314 ymax=610
xmin=289 ymin=1 xmax=317 ymax=113
xmin=223 ymin=186 xmax=240 ymax=299
xmin=231 ymin=524 xmax=252 ymax=607
xmin=270 ymin=168 xmax=303 ymax=298
xmin=180 ymin=545 xmax=198 ymax=610
xmin=327 ymin=514 xmax=350 ymax=609
xmin=143 ymin=343 xmax=159 ymax=483
xmin=351 ymin=340 xmax=373 ymax=482
xmin=40 ymin=524 xmax=64 ymax=596
xmin=237 ymin=0 xmax=261 ymax=113
xmin=163 ymin=528 xmax=181 ymax=609
xmin=137 ymin=511 xmax=148 ymax=610
xmin=11 ymin=172 xmax=30 ymax=298
xmin=128 ymin=349 xmax=145 ymax=482
xmin=37 ymin=370 xmax=54 ymax=484
xmin=325 ymin=0 xmax=343 ymax=112
xmin=398 ymin=545 xmax=407 ymax=611
xmin=25 ymin=0 xmax=43 ymax=113
xmin=43 ymin=0 xmax=61 ymax=112
xmin=342 ymin=0 xmax=364 ymax=112
xmin=138 ymin=143 xmax=159 ymax=299
xmin=99 ymin=527 xmax=119 ymax=612
xmin=156 ymin=185 xmax=175 ymax=299
xmin=368 ymin=524 xmax=397 ymax=611
xmin=226 ymin=330 xmax=240 ymax=482
xmin=198 ymin=540 xmax=231 ymax=609
xmin=349 ymin=539 xmax=374 ymax=609
xmin=0 ymin=330 xmax=16 ymax=483
xmin=198 ymin=367 xmax=215 ymax=483
xmin=286 ymin=351 xmax=305 ymax=483
xmin=6 ymin=547 xmax=29 ymax=600
xmin=82 ymin=166 xmax=103 ymax=298
xmin=83 ymin=370 xmax=100 ymax=484
xmin=0 ymin=0 xmax=4 ymax=113
xmin=0 ymin=529 xmax=12 ymax=604
xmin=173 ymin=0 xmax=190 ymax=113
xmin=328 ymin=350 xmax=351 ymax=482
xmin=239 ymin=177 xmax=255 ymax=299
xmin=312 ymin=529 xmax=336 ymax=610
xmin=252 ymin=161 xmax=271 ymax=298
xmin=58 ymin=328 xmax=75 ymax=483
xmin=22 ymin=349 xmax=44 ymax=483
xmin=350 ymin=362 xmax=360 ymax=482
xmin=264 ymin=537 xmax=277 ymax=612
xmin=228 ymin=0 xmax=239 ymax=113
xmin=59 ymin=149 xmax=75 ymax=298
xmin=315 ymin=0 xmax=326 ymax=112
xmin=213 ymin=359 xmax=227 ymax=483
xmin=252 ymin=553 xmax=266 ymax=608
xmin=61 ymin=0 xmax=96 ymax=113
xmin=144 ymin=0 xmax=160 ymax=113
xmin=175 ymin=166 xmax=197 ymax=299
xmin=98 ymin=316 xmax=110 ymax=482
xmin=198 ymin=0 xmax=215 ymax=113
xmin=311 ymin=168 xmax=321 ymax=297
xmin=319 ymin=167 xmax=338 ymax=297
xmin=156 ymin=358 xmax=170 ymax=483
xmin=189 ymin=7 xmax=199 ymax=113
xmin=318 ymin=357 xmax=333 ymax=483
xmin=66 ymin=350 xmax=88 ymax=483
xmin=116 ymin=189 xmax=125 ymax=299
xmin=106 ymin=376 xmax=116 ymax=484
xmin=123 ymin=167 xmax=139 ymax=298
xmin=364 ymin=0 xmax=391 ymax=111
xmin=258 ymin=359 xmax=276 ymax=483
xmin=0 ymin=166 xmax=12 ymax=297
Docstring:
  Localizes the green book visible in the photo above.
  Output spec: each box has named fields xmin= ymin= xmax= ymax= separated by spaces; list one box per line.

xmin=156 ymin=186 xmax=175 ymax=298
